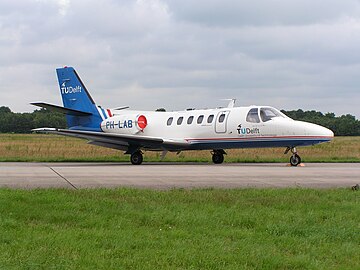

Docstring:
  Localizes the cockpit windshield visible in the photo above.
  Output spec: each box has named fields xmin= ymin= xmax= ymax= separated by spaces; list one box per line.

xmin=260 ymin=107 xmax=284 ymax=122
xmin=246 ymin=107 xmax=286 ymax=123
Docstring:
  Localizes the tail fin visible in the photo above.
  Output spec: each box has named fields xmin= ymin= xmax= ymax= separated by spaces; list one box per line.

xmin=56 ymin=67 xmax=102 ymax=131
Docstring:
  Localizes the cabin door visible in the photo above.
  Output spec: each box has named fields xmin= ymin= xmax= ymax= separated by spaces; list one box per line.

xmin=215 ymin=110 xmax=230 ymax=133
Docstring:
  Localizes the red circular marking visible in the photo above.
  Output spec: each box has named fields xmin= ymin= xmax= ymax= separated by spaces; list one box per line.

xmin=137 ymin=115 xmax=147 ymax=129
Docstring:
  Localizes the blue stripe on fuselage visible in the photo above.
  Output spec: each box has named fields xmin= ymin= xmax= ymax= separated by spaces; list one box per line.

xmin=186 ymin=137 xmax=332 ymax=150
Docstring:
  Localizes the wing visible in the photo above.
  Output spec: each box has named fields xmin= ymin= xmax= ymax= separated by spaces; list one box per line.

xmin=32 ymin=128 xmax=189 ymax=152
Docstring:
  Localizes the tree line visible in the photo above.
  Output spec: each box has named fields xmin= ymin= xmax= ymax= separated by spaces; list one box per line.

xmin=0 ymin=106 xmax=66 ymax=133
xmin=0 ymin=106 xmax=359 ymax=136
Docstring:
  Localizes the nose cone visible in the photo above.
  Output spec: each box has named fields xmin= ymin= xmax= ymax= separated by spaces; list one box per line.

xmin=308 ymin=123 xmax=334 ymax=142
xmin=313 ymin=123 xmax=334 ymax=139
xmin=295 ymin=121 xmax=334 ymax=142
xmin=306 ymin=122 xmax=334 ymax=139
xmin=321 ymin=126 xmax=334 ymax=138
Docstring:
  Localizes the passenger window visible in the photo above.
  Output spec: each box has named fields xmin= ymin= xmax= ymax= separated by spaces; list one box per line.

xmin=177 ymin=117 xmax=184 ymax=125
xmin=219 ymin=114 xmax=225 ymax=123
xmin=197 ymin=115 xmax=204 ymax=124
xmin=167 ymin=117 xmax=173 ymax=126
xmin=207 ymin=115 xmax=214 ymax=123
xmin=246 ymin=108 xmax=260 ymax=123
xmin=187 ymin=116 xmax=194 ymax=124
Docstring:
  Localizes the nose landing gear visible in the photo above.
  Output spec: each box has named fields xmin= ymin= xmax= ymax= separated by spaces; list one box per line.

xmin=289 ymin=153 xmax=301 ymax=167
xmin=285 ymin=147 xmax=302 ymax=166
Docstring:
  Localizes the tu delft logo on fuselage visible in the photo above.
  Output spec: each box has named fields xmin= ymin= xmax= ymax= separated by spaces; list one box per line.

xmin=61 ymin=82 xmax=82 ymax=94
xmin=237 ymin=124 xmax=260 ymax=135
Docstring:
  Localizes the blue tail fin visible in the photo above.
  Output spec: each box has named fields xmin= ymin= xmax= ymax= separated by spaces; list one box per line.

xmin=56 ymin=67 xmax=103 ymax=131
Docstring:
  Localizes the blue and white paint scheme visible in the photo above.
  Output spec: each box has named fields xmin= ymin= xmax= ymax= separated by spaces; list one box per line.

xmin=32 ymin=66 xmax=334 ymax=165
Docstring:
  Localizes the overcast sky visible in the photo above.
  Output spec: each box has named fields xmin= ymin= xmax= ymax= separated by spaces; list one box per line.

xmin=1 ymin=0 xmax=360 ymax=117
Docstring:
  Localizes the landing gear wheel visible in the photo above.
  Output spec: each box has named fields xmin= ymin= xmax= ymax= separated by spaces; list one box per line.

xmin=212 ymin=153 xmax=224 ymax=164
xmin=290 ymin=154 xmax=301 ymax=167
xmin=130 ymin=151 xmax=143 ymax=165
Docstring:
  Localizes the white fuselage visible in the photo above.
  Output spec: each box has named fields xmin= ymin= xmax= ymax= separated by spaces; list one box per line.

xmin=99 ymin=106 xmax=334 ymax=151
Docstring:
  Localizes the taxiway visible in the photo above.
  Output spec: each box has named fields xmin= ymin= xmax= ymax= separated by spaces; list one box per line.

xmin=0 ymin=162 xmax=358 ymax=189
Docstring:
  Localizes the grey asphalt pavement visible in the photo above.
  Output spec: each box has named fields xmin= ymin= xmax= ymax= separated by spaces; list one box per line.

xmin=0 ymin=162 xmax=359 ymax=189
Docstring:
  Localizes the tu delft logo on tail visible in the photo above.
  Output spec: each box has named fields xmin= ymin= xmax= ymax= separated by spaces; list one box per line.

xmin=61 ymin=82 xmax=82 ymax=94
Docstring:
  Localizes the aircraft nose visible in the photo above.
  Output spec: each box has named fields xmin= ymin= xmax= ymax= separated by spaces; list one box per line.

xmin=322 ymin=126 xmax=334 ymax=138
xmin=310 ymin=123 xmax=334 ymax=140
xmin=297 ymin=121 xmax=334 ymax=140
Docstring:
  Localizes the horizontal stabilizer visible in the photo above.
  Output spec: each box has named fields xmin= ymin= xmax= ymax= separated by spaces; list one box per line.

xmin=32 ymin=128 xmax=57 ymax=132
xmin=31 ymin=102 xmax=92 ymax=116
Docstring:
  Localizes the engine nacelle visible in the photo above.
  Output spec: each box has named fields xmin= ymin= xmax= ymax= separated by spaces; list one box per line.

xmin=100 ymin=114 xmax=148 ymax=134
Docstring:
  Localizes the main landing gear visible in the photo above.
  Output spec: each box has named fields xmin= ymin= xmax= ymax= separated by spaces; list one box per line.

xmin=211 ymin=149 xmax=226 ymax=164
xmin=130 ymin=151 xmax=143 ymax=165
xmin=285 ymin=147 xmax=301 ymax=166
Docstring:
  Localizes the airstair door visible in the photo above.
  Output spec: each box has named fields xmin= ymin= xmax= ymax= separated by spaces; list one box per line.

xmin=215 ymin=110 xmax=230 ymax=133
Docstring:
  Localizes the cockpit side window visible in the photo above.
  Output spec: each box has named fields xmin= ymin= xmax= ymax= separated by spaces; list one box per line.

xmin=246 ymin=108 xmax=260 ymax=123
xmin=260 ymin=108 xmax=284 ymax=122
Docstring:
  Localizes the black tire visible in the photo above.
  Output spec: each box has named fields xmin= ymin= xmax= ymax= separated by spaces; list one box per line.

xmin=130 ymin=152 xmax=143 ymax=165
xmin=212 ymin=153 xmax=224 ymax=164
xmin=290 ymin=154 xmax=301 ymax=166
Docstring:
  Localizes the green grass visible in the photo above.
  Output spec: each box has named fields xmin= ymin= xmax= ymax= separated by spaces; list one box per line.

xmin=0 ymin=188 xmax=359 ymax=269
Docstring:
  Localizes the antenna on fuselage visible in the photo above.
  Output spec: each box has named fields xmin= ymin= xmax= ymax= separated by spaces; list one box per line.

xmin=221 ymin=99 xmax=236 ymax=108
